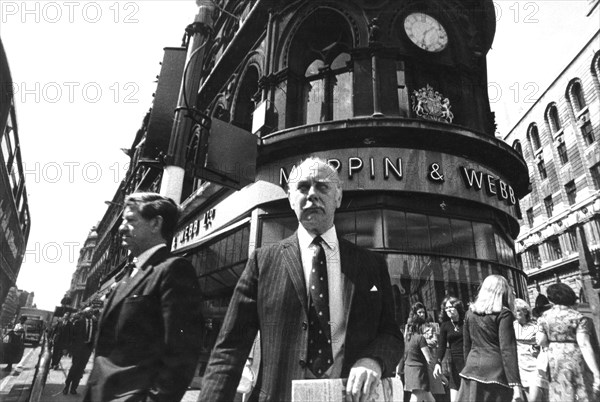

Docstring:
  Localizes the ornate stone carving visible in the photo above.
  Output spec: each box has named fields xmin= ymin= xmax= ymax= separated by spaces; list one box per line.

xmin=412 ymin=84 xmax=454 ymax=123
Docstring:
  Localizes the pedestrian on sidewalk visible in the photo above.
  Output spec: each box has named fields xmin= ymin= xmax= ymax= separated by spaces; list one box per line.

xmin=2 ymin=316 xmax=26 ymax=372
xmin=64 ymin=308 xmax=96 ymax=395
xmin=50 ymin=312 xmax=72 ymax=370
xmin=84 ymin=192 xmax=203 ymax=402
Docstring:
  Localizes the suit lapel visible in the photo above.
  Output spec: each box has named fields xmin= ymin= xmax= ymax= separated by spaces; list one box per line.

xmin=281 ymin=234 xmax=309 ymax=314
xmin=103 ymin=248 xmax=168 ymax=318
xmin=339 ymin=239 xmax=357 ymax=325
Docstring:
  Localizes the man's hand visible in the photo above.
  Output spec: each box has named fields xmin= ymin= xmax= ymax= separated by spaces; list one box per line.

xmin=345 ymin=358 xmax=382 ymax=402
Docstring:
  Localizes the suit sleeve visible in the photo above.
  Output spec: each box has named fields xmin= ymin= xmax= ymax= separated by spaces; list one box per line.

xmin=356 ymin=254 xmax=404 ymax=376
xmin=149 ymin=257 xmax=204 ymax=402
xmin=198 ymin=250 xmax=260 ymax=402
xmin=498 ymin=308 xmax=521 ymax=387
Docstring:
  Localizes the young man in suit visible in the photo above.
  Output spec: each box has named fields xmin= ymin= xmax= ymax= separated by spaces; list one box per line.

xmin=84 ymin=193 xmax=203 ymax=402
xmin=199 ymin=157 xmax=403 ymax=401
xmin=64 ymin=308 xmax=95 ymax=394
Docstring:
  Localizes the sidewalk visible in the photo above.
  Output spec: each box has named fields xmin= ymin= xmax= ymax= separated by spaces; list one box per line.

xmin=42 ymin=354 xmax=201 ymax=401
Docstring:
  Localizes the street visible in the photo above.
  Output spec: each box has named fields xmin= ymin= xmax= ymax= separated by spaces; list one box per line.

xmin=1 ymin=345 xmax=201 ymax=401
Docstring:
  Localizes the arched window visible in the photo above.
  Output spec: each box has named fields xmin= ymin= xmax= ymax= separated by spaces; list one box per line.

xmin=545 ymin=103 xmax=562 ymax=134
xmin=527 ymin=123 xmax=541 ymax=151
xmin=288 ymin=9 xmax=354 ymax=126
xmin=591 ymin=52 xmax=600 ymax=95
xmin=232 ymin=66 xmax=260 ymax=131
xmin=566 ymin=79 xmax=586 ymax=114
xmin=304 ymin=52 xmax=352 ymax=124
xmin=512 ymin=140 xmax=523 ymax=156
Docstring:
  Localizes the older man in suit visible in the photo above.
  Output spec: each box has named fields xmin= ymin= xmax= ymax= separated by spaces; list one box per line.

xmin=84 ymin=193 xmax=203 ymax=402
xmin=199 ymin=157 xmax=403 ymax=402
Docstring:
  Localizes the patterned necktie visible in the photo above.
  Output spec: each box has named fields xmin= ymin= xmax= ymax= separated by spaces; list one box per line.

xmin=307 ymin=236 xmax=333 ymax=377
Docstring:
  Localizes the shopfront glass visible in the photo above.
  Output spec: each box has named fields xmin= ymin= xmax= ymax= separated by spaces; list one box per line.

xmin=260 ymin=207 xmax=527 ymax=327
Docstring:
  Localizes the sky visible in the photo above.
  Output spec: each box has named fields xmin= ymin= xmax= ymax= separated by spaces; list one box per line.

xmin=1 ymin=0 xmax=598 ymax=311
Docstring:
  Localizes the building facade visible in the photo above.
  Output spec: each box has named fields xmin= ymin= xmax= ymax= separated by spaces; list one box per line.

xmin=66 ymin=227 xmax=98 ymax=309
xmin=161 ymin=0 xmax=530 ymax=373
xmin=503 ymin=28 xmax=600 ymax=327
xmin=0 ymin=38 xmax=31 ymax=308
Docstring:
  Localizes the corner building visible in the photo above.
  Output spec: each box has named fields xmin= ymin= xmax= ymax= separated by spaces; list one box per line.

xmin=503 ymin=27 xmax=600 ymax=332
xmin=174 ymin=0 xmax=530 ymax=372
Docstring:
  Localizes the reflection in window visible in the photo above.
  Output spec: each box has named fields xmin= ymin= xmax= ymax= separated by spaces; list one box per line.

xmin=473 ymin=222 xmax=497 ymax=261
xmin=386 ymin=254 xmax=526 ymax=329
xmin=383 ymin=210 xmax=407 ymax=249
xmin=405 ymin=213 xmax=430 ymax=253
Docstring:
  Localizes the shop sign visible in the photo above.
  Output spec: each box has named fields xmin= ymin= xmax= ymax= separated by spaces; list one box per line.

xmin=173 ymin=208 xmax=216 ymax=249
xmin=277 ymin=156 xmax=516 ymax=207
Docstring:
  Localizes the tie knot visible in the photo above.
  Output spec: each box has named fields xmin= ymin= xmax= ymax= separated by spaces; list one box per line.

xmin=312 ymin=236 xmax=324 ymax=247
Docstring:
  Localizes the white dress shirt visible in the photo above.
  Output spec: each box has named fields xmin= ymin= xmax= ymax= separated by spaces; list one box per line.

xmin=297 ymin=225 xmax=347 ymax=377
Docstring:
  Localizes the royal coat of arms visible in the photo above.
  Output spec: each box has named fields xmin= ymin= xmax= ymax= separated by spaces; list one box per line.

xmin=412 ymin=84 xmax=454 ymax=123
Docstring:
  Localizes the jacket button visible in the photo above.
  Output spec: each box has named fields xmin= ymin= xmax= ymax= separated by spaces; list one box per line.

xmin=302 ymin=321 xmax=308 ymax=330
xmin=299 ymin=359 xmax=306 ymax=368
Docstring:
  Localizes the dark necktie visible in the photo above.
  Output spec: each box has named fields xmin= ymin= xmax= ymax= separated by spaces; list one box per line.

xmin=307 ymin=236 xmax=333 ymax=377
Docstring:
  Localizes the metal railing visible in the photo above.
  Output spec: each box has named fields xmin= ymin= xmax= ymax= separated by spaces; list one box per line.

xmin=28 ymin=333 xmax=51 ymax=402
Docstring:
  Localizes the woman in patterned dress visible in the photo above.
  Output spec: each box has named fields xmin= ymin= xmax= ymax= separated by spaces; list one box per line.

xmin=537 ymin=283 xmax=600 ymax=402
xmin=403 ymin=302 xmax=436 ymax=402
xmin=513 ymin=299 xmax=538 ymax=400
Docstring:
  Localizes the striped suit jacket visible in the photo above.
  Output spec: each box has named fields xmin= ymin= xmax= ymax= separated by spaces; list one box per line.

xmin=199 ymin=233 xmax=403 ymax=401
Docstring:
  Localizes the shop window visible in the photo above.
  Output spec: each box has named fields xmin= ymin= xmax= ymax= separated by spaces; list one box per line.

xmin=383 ymin=210 xmax=407 ymax=249
xmin=405 ymin=212 xmax=430 ymax=253
xmin=472 ymin=222 xmax=497 ymax=261
xmin=385 ymin=254 xmax=527 ymax=329
xmin=581 ymin=121 xmax=595 ymax=145
xmin=565 ymin=180 xmax=577 ymax=205
xmin=512 ymin=140 xmax=523 ymax=156
xmin=546 ymin=237 xmax=563 ymax=261
xmin=334 ymin=209 xmax=384 ymax=248
xmin=429 ymin=216 xmax=452 ymax=255
xmin=495 ymin=233 xmax=515 ymax=266
xmin=527 ymin=123 xmax=541 ymax=151
xmin=545 ymin=103 xmax=562 ymax=135
xmin=566 ymin=79 xmax=586 ymax=114
xmin=591 ymin=163 xmax=600 ymax=189
xmin=287 ymin=9 xmax=354 ymax=126
xmin=190 ymin=225 xmax=250 ymax=297
xmin=544 ymin=196 xmax=554 ymax=218
xmin=557 ymin=141 xmax=568 ymax=164
xmin=526 ymin=208 xmax=534 ymax=228
xmin=450 ymin=218 xmax=476 ymax=259
xmin=537 ymin=160 xmax=547 ymax=180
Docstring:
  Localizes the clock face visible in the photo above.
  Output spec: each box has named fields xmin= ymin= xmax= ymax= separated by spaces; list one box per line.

xmin=404 ymin=12 xmax=448 ymax=52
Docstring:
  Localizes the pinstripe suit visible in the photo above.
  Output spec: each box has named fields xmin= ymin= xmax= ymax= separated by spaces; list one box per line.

xmin=199 ymin=233 xmax=403 ymax=402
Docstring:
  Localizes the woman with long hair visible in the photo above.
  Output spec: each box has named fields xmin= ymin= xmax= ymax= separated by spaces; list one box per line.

xmin=513 ymin=298 xmax=538 ymax=400
xmin=457 ymin=275 xmax=524 ymax=402
xmin=537 ymin=283 xmax=600 ymax=401
xmin=403 ymin=302 xmax=436 ymax=402
xmin=433 ymin=296 xmax=465 ymax=402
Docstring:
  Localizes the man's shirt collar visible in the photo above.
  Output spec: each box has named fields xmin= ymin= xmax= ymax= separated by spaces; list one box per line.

xmin=133 ymin=244 xmax=166 ymax=269
xmin=297 ymin=224 xmax=338 ymax=250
